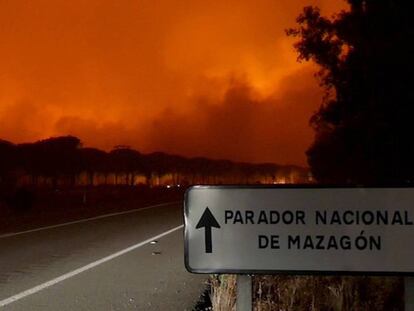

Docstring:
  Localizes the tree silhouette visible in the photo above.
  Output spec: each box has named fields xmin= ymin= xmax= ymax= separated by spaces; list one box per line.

xmin=18 ymin=136 xmax=81 ymax=187
xmin=144 ymin=152 xmax=182 ymax=186
xmin=0 ymin=135 xmax=308 ymax=189
xmin=0 ymin=140 xmax=17 ymax=192
xmin=288 ymin=0 xmax=414 ymax=184
xmin=79 ymin=148 xmax=108 ymax=186
xmin=109 ymin=147 xmax=143 ymax=186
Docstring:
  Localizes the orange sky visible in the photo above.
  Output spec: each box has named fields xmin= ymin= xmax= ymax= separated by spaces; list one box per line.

xmin=0 ymin=0 xmax=345 ymax=165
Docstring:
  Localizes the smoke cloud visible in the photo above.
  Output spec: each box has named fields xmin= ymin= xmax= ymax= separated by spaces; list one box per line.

xmin=0 ymin=0 xmax=345 ymax=165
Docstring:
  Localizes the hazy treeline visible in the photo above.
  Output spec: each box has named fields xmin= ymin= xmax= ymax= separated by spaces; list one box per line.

xmin=0 ymin=136 xmax=309 ymax=189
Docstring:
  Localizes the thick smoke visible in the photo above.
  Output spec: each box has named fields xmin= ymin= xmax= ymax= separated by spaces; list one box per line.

xmin=0 ymin=0 xmax=345 ymax=165
xmin=143 ymin=67 xmax=323 ymax=165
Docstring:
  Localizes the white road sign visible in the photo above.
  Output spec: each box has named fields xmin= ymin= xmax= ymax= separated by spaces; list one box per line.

xmin=184 ymin=186 xmax=414 ymax=274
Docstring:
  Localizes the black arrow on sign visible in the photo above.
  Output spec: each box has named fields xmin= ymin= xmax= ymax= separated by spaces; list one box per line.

xmin=196 ymin=207 xmax=221 ymax=253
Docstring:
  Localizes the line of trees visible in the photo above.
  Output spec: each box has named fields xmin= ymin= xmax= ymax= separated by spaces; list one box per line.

xmin=0 ymin=136 xmax=309 ymax=189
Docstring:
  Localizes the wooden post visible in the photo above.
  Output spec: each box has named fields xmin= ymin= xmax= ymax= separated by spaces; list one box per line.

xmin=237 ymin=275 xmax=252 ymax=311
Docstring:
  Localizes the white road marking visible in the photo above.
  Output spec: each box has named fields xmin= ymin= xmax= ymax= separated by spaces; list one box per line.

xmin=0 ymin=224 xmax=184 ymax=307
xmin=0 ymin=201 xmax=181 ymax=239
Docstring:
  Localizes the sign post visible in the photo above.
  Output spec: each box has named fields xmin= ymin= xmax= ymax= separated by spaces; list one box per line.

xmin=405 ymin=277 xmax=414 ymax=310
xmin=184 ymin=186 xmax=414 ymax=308
xmin=237 ymin=275 xmax=252 ymax=311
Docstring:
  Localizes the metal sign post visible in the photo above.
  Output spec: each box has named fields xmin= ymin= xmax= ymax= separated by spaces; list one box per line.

xmin=237 ymin=275 xmax=252 ymax=311
xmin=405 ymin=277 xmax=414 ymax=311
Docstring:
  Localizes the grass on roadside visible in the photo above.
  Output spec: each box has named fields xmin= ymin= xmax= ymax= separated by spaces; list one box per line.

xmin=209 ymin=275 xmax=403 ymax=311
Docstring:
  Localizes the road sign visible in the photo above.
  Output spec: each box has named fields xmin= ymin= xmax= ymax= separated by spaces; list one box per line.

xmin=184 ymin=186 xmax=414 ymax=274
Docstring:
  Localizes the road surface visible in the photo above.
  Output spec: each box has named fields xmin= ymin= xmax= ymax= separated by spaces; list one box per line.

xmin=0 ymin=202 xmax=207 ymax=310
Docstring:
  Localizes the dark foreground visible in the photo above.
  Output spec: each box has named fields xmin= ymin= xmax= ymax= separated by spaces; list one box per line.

xmin=0 ymin=201 xmax=206 ymax=310
xmin=0 ymin=186 xmax=184 ymax=234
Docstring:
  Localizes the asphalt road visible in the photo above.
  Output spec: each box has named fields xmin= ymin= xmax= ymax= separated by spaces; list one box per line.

xmin=0 ymin=202 xmax=207 ymax=310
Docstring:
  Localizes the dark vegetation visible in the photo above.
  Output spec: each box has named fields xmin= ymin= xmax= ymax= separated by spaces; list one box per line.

xmin=209 ymin=275 xmax=403 ymax=311
xmin=0 ymin=135 xmax=307 ymax=233
xmin=0 ymin=135 xmax=306 ymax=191
xmin=287 ymin=0 xmax=414 ymax=184
xmin=252 ymin=275 xmax=403 ymax=311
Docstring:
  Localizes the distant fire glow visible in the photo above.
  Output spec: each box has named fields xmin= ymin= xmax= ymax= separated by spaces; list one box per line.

xmin=0 ymin=0 xmax=345 ymax=165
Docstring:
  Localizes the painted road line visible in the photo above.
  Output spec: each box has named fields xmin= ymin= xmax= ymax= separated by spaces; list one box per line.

xmin=0 ymin=224 xmax=184 ymax=307
xmin=0 ymin=201 xmax=181 ymax=239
